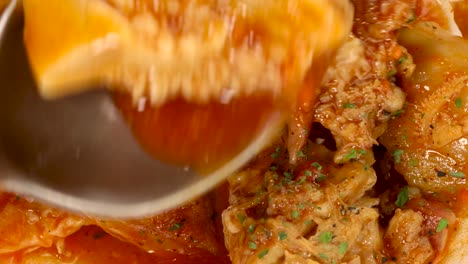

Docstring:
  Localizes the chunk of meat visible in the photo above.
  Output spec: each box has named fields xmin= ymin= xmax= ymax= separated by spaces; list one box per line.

xmin=0 ymin=192 xmax=229 ymax=263
xmin=380 ymin=22 xmax=468 ymax=193
xmin=95 ymin=196 xmax=223 ymax=255
xmin=385 ymin=209 xmax=435 ymax=264
xmin=314 ymin=0 xmax=411 ymax=163
xmin=0 ymin=193 xmax=90 ymax=255
xmin=0 ymin=225 xmax=228 ymax=264
xmin=223 ymin=142 xmax=384 ymax=264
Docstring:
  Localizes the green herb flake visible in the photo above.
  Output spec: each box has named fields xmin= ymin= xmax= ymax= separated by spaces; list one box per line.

xmin=410 ymin=159 xmax=418 ymax=167
xmin=449 ymin=171 xmax=465 ymax=178
xmin=237 ymin=214 xmax=246 ymax=225
xmin=316 ymin=173 xmax=327 ymax=182
xmin=270 ymin=165 xmax=278 ymax=171
xmin=258 ymin=249 xmax=269 ymax=259
xmin=284 ymin=172 xmax=292 ymax=179
xmin=318 ymin=253 xmax=329 ymax=260
xmin=291 ymin=210 xmax=299 ymax=219
xmin=339 ymin=242 xmax=348 ymax=254
xmin=305 ymin=170 xmax=312 ymax=177
xmin=436 ymin=218 xmax=448 ymax=233
xmin=387 ymin=69 xmax=397 ymax=78
xmin=247 ymin=224 xmax=256 ymax=233
xmin=318 ymin=231 xmax=333 ymax=243
xmin=344 ymin=149 xmax=357 ymax=161
xmin=305 ymin=219 xmax=312 ymax=226
xmin=342 ymin=103 xmax=357 ymax=109
xmin=392 ymin=149 xmax=404 ymax=164
xmin=395 ymin=186 xmax=409 ymax=208
xmin=312 ymin=162 xmax=323 ymax=170
xmin=398 ymin=55 xmax=407 ymax=64
xmin=358 ymin=149 xmax=367 ymax=155
xmin=270 ymin=152 xmax=279 ymax=158
xmin=168 ymin=222 xmax=184 ymax=231
xmin=248 ymin=241 xmax=257 ymax=250
xmin=297 ymin=150 xmax=306 ymax=158
xmin=278 ymin=231 xmax=288 ymax=241
xmin=297 ymin=176 xmax=307 ymax=185
xmin=393 ymin=109 xmax=405 ymax=117
xmin=455 ymin=97 xmax=462 ymax=109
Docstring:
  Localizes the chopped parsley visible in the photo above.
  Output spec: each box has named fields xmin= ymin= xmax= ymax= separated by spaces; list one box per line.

xmin=436 ymin=218 xmax=448 ymax=233
xmin=392 ymin=149 xmax=404 ymax=164
xmin=398 ymin=55 xmax=407 ymax=64
xmin=305 ymin=219 xmax=312 ymax=226
xmin=312 ymin=162 xmax=323 ymax=170
xmin=342 ymin=103 xmax=357 ymax=109
xmin=297 ymin=150 xmax=306 ymax=158
xmin=318 ymin=231 xmax=333 ymax=243
xmin=455 ymin=97 xmax=462 ymax=109
xmin=297 ymin=176 xmax=307 ymax=185
xmin=271 ymin=147 xmax=281 ymax=158
xmin=316 ymin=173 xmax=327 ymax=182
xmin=449 ymin=171 xmax=465 ymax=178
xmin=387 ymin=69 xmax=397 ymax=78
xmin=339 ymin=242 xmax=348 ymax=254
xmin=248 ymin=241 xmax=257 ymax=250
xmin=270 ymin=165 xmax=278 ymax=171
xmin=395 ymin=186 xmax=409 ymax=208
xmin=392 ymin=109 xmax=405 ymax=117
xmin=358 ymin=149 xmax=367 ymax=155
xmin=258 ymin=249 xmax=269 ymax=259
xmin=284 ymin=172 xmax=292 ymax=179
xmin=168 ymin=222 xmax=184 ymax=231
xmin=278 ymin=231 xmax=288 ymax=241
xmin=410 ymin=159 xmax=418 ymax=167
xmin=343 ymin=149 xmax=357 ymax=161
xmin=247 ymin=224 xmax=256 ymax=233
xmin=237 ymin=214 xmax=246 ymax=225
xmin=319 ymin=253 xmax=329 ymax=260
xmin=305 ymin=170 xmax=312 ymax=176
xmin=291 ymin=210 xmax=299 ymax=219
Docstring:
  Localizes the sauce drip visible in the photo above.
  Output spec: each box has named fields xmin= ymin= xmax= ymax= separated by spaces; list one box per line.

xmin=113 ymin=91 xmax=279 ymax=173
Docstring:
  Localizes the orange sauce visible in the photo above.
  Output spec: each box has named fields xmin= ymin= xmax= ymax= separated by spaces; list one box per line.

xmin=113 ymin=92 xmax=279 ymax=173
xmin=453 ymin=1 xmax=468 ymax=38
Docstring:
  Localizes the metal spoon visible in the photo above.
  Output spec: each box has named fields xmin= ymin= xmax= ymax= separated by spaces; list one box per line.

xmin=0 ymin=0 xmax=282 ymax=219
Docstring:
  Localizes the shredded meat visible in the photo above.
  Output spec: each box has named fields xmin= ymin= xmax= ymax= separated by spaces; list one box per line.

xmin=385 ymin=209 xmax=435 ymax=264
xmin=314 ymin=0 xmax=414 ymax=163
xmin=222 ymin=142 xmax=384 ymax=264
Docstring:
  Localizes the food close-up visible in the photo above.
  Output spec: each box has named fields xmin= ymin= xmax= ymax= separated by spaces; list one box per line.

xmin=0 ymin=0 xmax=467 ymax=263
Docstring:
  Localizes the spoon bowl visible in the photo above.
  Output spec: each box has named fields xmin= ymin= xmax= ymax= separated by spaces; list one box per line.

xmin=0 ymin=0 xmax=282 ymax=219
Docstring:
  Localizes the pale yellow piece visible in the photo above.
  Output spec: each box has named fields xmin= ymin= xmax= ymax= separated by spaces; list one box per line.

xmin=23 ymin=0 xmax=353 ymax=105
